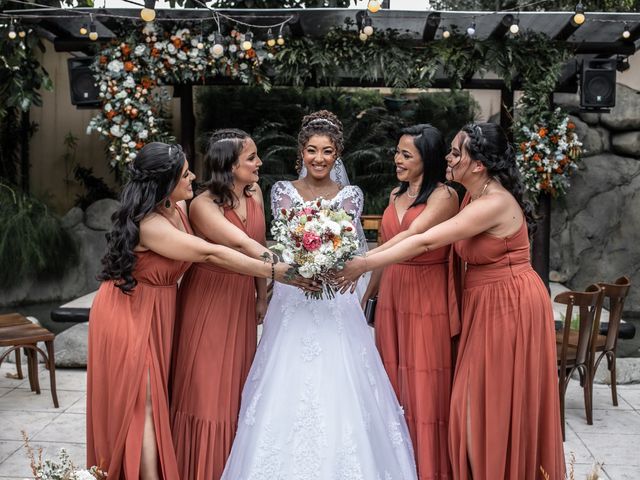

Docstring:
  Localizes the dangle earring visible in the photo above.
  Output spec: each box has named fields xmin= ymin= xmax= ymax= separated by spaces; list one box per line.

xmin=164 ymin=199 xmax=171 ymax=209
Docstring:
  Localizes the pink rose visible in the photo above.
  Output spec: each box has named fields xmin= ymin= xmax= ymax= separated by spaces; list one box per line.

xmin=302 ymin=232 xmax=322 ymax=252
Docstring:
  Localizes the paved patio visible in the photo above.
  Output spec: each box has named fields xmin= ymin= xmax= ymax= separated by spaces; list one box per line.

xmin=0 ymin=361 xmax=639 ymax=479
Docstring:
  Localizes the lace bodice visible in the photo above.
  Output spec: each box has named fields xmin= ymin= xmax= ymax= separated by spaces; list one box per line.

xmin=270 ymin=180 xmax=364 ymax=221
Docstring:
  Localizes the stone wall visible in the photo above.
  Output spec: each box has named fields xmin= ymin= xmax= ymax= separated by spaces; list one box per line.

xmin=551 ymin=84 xmax=640 ymax=314
xmin=0 ymin=199 xmax=117 ymax=307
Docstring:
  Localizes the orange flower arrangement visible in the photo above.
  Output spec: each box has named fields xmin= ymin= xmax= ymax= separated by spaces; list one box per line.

xmin=515 ymin=108 xmax=582 ymax=199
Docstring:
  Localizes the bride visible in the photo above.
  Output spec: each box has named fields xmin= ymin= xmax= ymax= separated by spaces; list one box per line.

xmin=221 ymin=111 xmax=417 ymax=480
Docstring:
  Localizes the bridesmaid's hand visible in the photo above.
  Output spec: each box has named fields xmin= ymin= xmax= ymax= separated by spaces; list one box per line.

xmin=256 ymin=297 xmax=268 ymax=325
xmin=274 ymin=263 xmax=321 ymax=292
xmin=335 ymin=256 xmax=367 ymax=294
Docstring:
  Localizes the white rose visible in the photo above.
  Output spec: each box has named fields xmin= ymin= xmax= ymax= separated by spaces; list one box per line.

xmin=122 ymin=134 xmax=131 ymax=143
xmin=134 ymin=45 xmax=146 ymax=56
xmin=325 ymin=220 xmax=341 ymax=235
xmin=128 ymin=141 xmax=137 ymax=148
xmin=139 ymin=130 xmax=148 ymax=140
xmin=104 ymin=103 xmax=113 ymax=112
xmin=281 ymin=249 xmax=294 ymax=264
xmin=298 ymin=264 xmax=315 ymax=279
xmin=107 ymin=60 xmax=124 ymax=73
xmin=167 ymin=43 xmax=177 ymax=54
xmin=177 ymin=51 xmax=187 ymax=61
xmin=109 ymin=125 xmax=123 ymax=137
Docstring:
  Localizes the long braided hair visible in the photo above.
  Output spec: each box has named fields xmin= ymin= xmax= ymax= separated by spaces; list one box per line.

xmin=99 ymin=142 xmax=186 ymax=293
xmin=461 ymin=123 xmax=536 ymax=235
xmin=202 ymin=128 xmax=252 ymax=208
xmin=296 ymin=110 xmax=344 ymax=173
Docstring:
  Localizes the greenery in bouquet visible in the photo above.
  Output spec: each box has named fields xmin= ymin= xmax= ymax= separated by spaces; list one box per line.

xmin=514 ymin=107 xmax=582 ymax=200
xmin=270 ymin=198 xmax=360 ymax=299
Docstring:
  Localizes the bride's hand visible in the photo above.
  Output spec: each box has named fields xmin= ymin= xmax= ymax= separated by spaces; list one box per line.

xmin=274 ymin=263 xmax=321 ymax=292
xmin=335 ymin=256 xmax=367 ymax=294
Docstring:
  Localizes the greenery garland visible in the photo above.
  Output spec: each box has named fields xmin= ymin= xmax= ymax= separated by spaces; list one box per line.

xmin=90 ymin=20 xmax=575 ymax=194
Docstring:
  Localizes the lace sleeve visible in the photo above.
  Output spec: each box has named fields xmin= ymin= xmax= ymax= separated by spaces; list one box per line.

xmin=339 ymin=186 xmax=364 ymax=221
xmin=270 ymin=181 xmax=295 ymax=218
xmin=340 ymin=186 xmax=367 ymax=256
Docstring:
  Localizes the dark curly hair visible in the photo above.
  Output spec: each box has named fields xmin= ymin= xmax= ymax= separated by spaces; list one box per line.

xmin=296 ymin=110 xmax=344 ymax=173
xmin=461 ymin=122 xmax=536 ymax=235
xmin=99 ymin=142 xmax=186 ymax=293
xmin=202 ymin=128 xmax=252 ymax=208
xmin=394 ymin=124 xmax=448 ymax=207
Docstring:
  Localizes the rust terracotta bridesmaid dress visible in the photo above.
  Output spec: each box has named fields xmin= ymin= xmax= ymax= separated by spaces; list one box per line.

xmin=375 ymin=201 xmax=460 ymax=480
xmin=171 ymin=195 xmax=265 ymax=480
xmin=87 ymin=206 xmax=192 ymax=480
xmin=448 ymin=195 xmax=565 ymax=480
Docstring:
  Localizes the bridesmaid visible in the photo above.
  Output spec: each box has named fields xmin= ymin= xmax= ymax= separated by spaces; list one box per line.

xmin=171 ymin=129 xmax=270 ymax=480
xmin=338 ymin=123 xmax=565 ymax=480
xmin=361 ymin=124 xmax=459 ymax=480
xmin=87 ymin=142 xmax=309 ymax=480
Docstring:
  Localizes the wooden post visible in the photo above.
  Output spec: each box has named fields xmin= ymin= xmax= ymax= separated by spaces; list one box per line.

xmin=532 ymin=192 xmax=551 ymax=291
xmin=500 ymin=86 xmax=514 ymax=141
xmin=20 ymin=110 xmax=30 ymax=194
xmin=178 ymin=84 xmax=196 ymax=174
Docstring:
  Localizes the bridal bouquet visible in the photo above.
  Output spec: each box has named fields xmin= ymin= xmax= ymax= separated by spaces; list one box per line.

xmin=270 ymin=198 xmax=360 ymax=300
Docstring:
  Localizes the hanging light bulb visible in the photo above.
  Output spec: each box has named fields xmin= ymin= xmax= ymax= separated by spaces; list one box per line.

xmin=277 ymin=31 xmax=285 ymax=46
xmin=266 ymin=28 xmax=276 ymax=47
xmin=79 ymin=23 xmax=88 ymax=36
xmin=89 ymin=21 xmax=98 ymax=41
xmin=367 ymin=0 xmax=381 ymax=13
xmin=8 ymin=21 xmax=16 ymax=40
xmin=140 ymin=0 xmax=156 ymax=23
xmin=466 ymin=21 xmax=476 ymax=37
xmin=358 ymin=29 xmax=368 ymax=42
xmin=622 ymin=23 xmax=631 ymax=39
xmin=363 ymin=15 xmax=374 ymax=37
xmin=197 ymin=37 xmax=204 ymax=49
xmin=211 ymin=33 xmax=225 ymax=57
xmin=241 ymin=31 xmax=253 ymax=51
xmin=17 ymin=26 xmax=26 ymax=38
xmin=509 ymin=18 xmax=520 ymax=35
xmin=572 ymin=2 xmax=586 ymax=26
xmin=442 ymin=26 xmax=451 ymax=39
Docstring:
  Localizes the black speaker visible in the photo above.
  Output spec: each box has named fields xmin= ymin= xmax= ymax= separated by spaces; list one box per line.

xmin=580 ymin=59 xmax=616 ymax=109
xmin=67 ymin=57 xmax=100 ymax=108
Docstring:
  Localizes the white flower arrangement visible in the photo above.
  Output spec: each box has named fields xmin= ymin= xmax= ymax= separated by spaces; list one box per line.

xmin=270 ymin=198 xmax=360 ymax=300
xmin=515 ymin=107 xmax=582 ymax=199
xmin=22 ymin=432 xmax=106 ymax=480
xmin=87 ymin=22 xmax=282 ymax=172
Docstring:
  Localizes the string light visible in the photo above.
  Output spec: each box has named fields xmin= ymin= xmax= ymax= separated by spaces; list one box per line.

xmin=441 ymin=26 xmax=451 ymax=39
xmin=358 ymin=29 xmax=368 ymax=41
xmin=622 ymin=23 xmax=631 ymax=39
xmin=510 ymin=18 xmax=520 ymax=34
xmin=363 ymin=14 xmax=374 ymax=37
xmin=211 ymin=32 xmax=225 ymax=56
xmin=367 ymin=0 xmax=381 ymax=13
xmin=89 ymin=16 xmax=98 ymax=41
xmin=17 ymin=26 xmax=25 ymax=38
xmin=140 ymin=0 xmax=156 ymax=23
xmin=277 ymin=24 xmax=285 ymax=46
xmin=79 ymin=22 xmax=88 ymax=35
xmin=466 ymin=20 xmax=476 ymax=37
xmin=241 ymin=30 xmax=253 ymax=51
xmin=8 ymin=20 xmax=16 ymax=39
xmin=572 ymin=2 xmax=586 ymax=26
xmin=266 ymin=28 xmax=276 ymax=47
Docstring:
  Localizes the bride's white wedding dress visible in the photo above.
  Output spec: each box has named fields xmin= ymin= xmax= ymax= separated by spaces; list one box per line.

xmin=221 ymin=181 xmax=417 ymax=480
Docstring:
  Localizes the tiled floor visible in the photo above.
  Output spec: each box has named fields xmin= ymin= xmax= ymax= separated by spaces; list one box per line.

xmin=0 ymin=363 xmax=639 ymax=479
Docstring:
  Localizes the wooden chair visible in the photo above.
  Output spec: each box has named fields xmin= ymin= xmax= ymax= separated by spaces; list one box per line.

xmin=590 ymin=276 xmax=632 ymax=407
xmin=0 ymin=313 xmax=32 ymax=379
xmin=555 ymin=285 xmax=602 ymax=439
xmin=361 ymin=214 xmax=383 ymax=245
xmin=0 ymin=313 xmax=59 ymax=408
